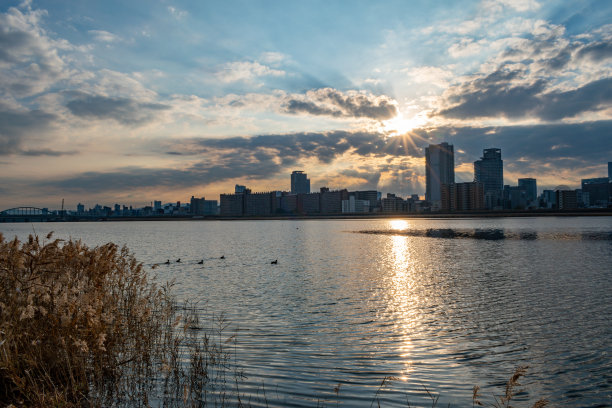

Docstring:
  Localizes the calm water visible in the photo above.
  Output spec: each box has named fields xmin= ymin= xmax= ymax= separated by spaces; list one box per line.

xmin=2 ymin=217 xmax=611 ymax=407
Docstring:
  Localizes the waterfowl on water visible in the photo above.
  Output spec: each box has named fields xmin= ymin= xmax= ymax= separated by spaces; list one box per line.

xmin=176 ymin=258 xmax=181 ymax=263
xmin=164 ymin=259 xmax=170 ymax=265
xmin=197 ymin=260 xmax=204 ymax=264
xmin=271 ymin=259 xmax=278 ymax=264
xmin=220 ymin=255 xmax=225 ymax=259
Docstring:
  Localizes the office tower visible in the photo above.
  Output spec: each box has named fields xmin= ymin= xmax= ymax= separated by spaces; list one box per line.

xmin=291 ymin=171 xmax=310 ymax=194
xmin=581 ymin=177 xmax=610 ymax=207
xmin=608 ymin=162 xmax=611 ymax=180
xmin=518 ymin=178 xmax=537 ymax=203
xmin=474 ymin=148 xmax=503 ymax=209
xmin=425 ymin=142 xmax=455 ymax=209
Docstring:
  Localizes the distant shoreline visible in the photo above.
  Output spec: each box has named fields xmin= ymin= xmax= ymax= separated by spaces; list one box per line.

xmin=2 ymin=208 xmax=611 ymax=222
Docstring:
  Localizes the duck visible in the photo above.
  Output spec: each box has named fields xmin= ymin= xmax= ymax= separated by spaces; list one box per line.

xmin=220 ymin=255 xmax=225 ymax=259
xmin=271 ymin=259 xmax=278 ymax=264
xmin=197 ymin=260 xmax=204 ymax=264
xmin=176 ymin=258 xmax=181 ymax=263
xmin=164 ymin=259 xmax=170 ymax=265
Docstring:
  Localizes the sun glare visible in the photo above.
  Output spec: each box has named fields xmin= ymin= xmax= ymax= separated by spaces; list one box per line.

xmin=382 ymin=112 xmax=427 ymax=136
xmin=389 ymin=219 xmax=409 ymax=231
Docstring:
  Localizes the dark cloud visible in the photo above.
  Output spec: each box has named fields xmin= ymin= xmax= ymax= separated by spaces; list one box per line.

xmin=283 ymin=88 xmax=398 ymax=120
xmin=0 ymin=30 xmax=35 ymax=64
xmin=411 ymin=121 xmax=612 ymax=171
xmin=0 ymin=105 xmax=56 ymax=155
xmin=188 ymin=130 xmax=422 ymax=163
xmin=439 ymin=72 xmax=612 ymax=120
xmin=577 ymin=40 xmax=612 ymax=62
xmin=65 ymin=94 xmax=170 ymax=125
xmin=20 ymin=149 xmax=78 ymax=156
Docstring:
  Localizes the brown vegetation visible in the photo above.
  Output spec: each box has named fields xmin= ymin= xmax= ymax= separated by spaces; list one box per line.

xmin=0 ymin=233 xmax=241 ymax=407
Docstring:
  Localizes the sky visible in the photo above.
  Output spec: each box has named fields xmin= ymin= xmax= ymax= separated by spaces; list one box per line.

xmin=1 ymin=0 xmax=611 ymax=209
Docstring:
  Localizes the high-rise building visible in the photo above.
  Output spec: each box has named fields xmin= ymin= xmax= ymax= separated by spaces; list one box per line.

xmin=291 ymin=171 xmax=310 ymax=194
xmin=581 ymin=177 xmax=610 ymax=207
xmin=608 ymin=162 xmax=611 ymax=180
xmin=474 ymin=148 xmax=503 ymax=209
xmin=425 ymin=142 xmax=454 ymax=210
xmin=518 ymin=178 xmax=537 ymax=204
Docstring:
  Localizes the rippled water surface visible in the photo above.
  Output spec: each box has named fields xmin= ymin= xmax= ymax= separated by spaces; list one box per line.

xmin=2 ymin=217 xmax=611 ymax=407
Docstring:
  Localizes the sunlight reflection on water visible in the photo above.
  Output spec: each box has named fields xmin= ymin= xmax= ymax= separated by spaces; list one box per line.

xmin=1 ymin=217 xmax=611 ymax=407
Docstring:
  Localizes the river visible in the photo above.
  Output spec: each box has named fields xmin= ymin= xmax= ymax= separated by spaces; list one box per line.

xmin=2 ymin=216 xmax=611 ymax=407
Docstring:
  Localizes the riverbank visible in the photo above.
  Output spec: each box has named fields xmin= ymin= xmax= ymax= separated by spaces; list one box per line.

xmin=2 ymin=208 xmax=611 ymax=222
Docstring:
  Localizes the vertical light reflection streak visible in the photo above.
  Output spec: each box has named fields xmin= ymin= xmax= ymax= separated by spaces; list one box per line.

xmin=387 ymin=219 xmax=420 ymax=381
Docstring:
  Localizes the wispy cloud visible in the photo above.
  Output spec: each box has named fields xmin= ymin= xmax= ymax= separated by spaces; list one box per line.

xmin=215 ymin=61 xmax=285 ymax=83
xmin=88 ymin=30 xmax=120 ymax=43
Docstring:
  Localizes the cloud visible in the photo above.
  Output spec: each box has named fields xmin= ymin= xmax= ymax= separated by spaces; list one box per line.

xmin=0 ymin=6 xmax=72 ymax=97
xmin=0 ymin=103 xmax=56 ymax=154
xmin=411 ymin=121 xmax=612 ymax=172
xmin=20 ymin=148 xmax=78 ymax=156
xmin=576 ymin=40 xmax=612 ymax=62
xmin=65 ymin=93 xmax=170 ymax=125
xmin=215 ymin=61 xmax=285 ymax=83
xmin=283 ymin=88 xmax=398 ymax=120
xmin=438 ymin=70 xmax=612 ymax=120
xmin=168 ymin=6 xmax=188 ymax=20
xmin=88 ymin=30 xmax=120 ymax=43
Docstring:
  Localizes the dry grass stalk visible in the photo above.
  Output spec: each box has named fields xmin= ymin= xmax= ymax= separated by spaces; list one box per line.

xmin=0 ymin=233 xmax=244 ymax=407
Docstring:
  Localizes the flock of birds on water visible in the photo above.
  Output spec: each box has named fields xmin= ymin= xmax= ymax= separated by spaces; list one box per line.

xmin=151 ymin=255 xmax=277 ymax=269
xmin=150 ymin=227 xmax=300 ymax=269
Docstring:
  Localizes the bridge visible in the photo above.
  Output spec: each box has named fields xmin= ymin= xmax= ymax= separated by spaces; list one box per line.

xmin=0 ymin=207 xmax=64 ymax=222
xmin=1 ymin=207 xmax=49 ymax=216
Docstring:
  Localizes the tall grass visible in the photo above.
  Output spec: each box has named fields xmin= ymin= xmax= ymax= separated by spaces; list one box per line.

xmin=0 ymin=233 xmax=242 ymax=407
xmin=0 ymin=233 xmax=548 ymax=407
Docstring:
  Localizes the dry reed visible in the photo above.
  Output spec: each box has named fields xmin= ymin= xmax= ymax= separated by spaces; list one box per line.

xmin=0 ymin=233 xmax=243 ymax=407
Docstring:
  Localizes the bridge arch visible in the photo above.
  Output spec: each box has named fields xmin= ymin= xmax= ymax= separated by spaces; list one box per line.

xmin=0 ymin=207 xmax=48 ymax=216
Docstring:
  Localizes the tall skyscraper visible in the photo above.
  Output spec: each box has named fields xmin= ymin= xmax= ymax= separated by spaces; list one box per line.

xmin=291 ymin=171 xmax=310 ymax=194
xmin=474 ymin=148 xmax=503 ymax=209
xmin=608 ymin=162 xmax=611 ymax=180
xmin=425 ymin=142 xmax=454 ymax=209
xmin=518 ymin=178 xmax=537 ymax=203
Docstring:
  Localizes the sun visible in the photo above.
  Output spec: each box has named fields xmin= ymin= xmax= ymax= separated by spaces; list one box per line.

xmin=382 ymin=112 xmax=428 ymax=136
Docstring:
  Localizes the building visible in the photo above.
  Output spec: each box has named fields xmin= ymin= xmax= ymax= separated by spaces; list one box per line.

xmin=581 ymin=177 xmax=611 ymax=207
xmin=609 ymin=162 xmax=611 ymax=180
xmin=556 ymin=189 xmax=578 ymax=210
xmin=518 ymin=178 xmax=537 ymax=205
xmin=354 ymin=190 xmax=379 ymax=212
xmin=540 ymin=190 xmax=556 ymax=208
xmin=503 ymin=185 xmax=527 ymax=210
xmin=235 ymin=184 xmax=249 ymax=194
xmin=190 ymin=196 xmax=218 ymax=215
xmin=220 ymin=193 xmax=244 ymax=216
xmin=298 ymin=192 xmax=320 ymax=214
xmin=279 ymin=193 xmax=297 ymax=213
xmin=342 ymin=196 xmax=370 ymax=213
xmin=440 ymin=182 xmax=485 ymax=212
xmin=291 ymin=171 xmax=310 ymax=194
xmin=381 ymin=194 xmax=405 ymax=213
xmin=474 ymin=148 xmax=503 ymax=209
xmin=244 ymin=192 xmax=273 ymax=216
xmin=320 ymin=187 xmax=348 ymax=214
xmin=425 ymin=142 xmax=455 ymax=210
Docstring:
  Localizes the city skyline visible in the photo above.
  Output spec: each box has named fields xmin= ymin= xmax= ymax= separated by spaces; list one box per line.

xmin=1 ymin=0 xmax=611 ymax=209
